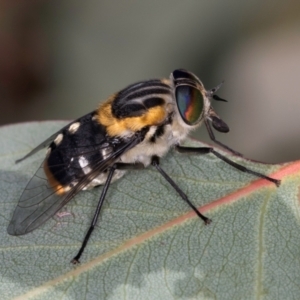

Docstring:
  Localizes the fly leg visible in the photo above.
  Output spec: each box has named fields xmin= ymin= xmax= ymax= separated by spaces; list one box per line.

xmin=151 ymin=155 xmax=211 ymax=225
xmin=175 ymin=145 xmax=280 ymax=187
xmin=71 ymin=166 xmax=116 ymax=264
xmin=205 ymin=119 xmax=243 ymax=156
xmin=71 ymin=162 xmax=146 ymax=264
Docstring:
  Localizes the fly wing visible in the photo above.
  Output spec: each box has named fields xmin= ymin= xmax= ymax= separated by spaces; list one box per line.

xmin=16 ymin=112 xmax=96 ymax=163
xmin=8 ymin=162 xmax=69 ymax=235
xmin=8 ymin=129 xmax=146 ymax=235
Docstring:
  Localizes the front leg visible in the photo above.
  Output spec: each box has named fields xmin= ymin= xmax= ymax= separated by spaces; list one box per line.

xmin=204 ymin=119 xmax=243 ymax=156
xmin=151 ymin=156 xmax=211 ymax=225
xmin=114 ymin=161 xmax=211 ymax=223
xmin=175 ymin=145 xmax=280 ymax=187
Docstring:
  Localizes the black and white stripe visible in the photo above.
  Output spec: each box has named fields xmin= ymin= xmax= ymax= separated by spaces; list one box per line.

xmin=111 ymin=80 xmax=172 ymax=118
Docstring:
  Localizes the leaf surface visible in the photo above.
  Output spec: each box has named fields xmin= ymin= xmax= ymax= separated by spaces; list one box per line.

xmin=1 ymin=122 xmax=300 ymax=300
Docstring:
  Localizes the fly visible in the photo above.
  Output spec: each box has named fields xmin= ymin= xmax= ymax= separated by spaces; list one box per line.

xmin=7 ymin=69 xmax=280 ymax=263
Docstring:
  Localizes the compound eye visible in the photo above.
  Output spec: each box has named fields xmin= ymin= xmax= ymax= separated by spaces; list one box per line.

xmin=176 ymin=85 xmax=204 ymax=125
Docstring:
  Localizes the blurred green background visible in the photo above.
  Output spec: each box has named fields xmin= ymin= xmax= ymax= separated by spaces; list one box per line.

xmin=0 ymin=1 xmax=300 ymax=163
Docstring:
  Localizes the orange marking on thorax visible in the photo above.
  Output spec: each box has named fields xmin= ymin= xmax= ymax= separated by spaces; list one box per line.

xmin=97 ymin=95 xmax=167 ymax=136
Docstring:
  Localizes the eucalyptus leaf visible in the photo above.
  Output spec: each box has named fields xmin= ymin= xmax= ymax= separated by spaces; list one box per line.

xmin=1 ymin=122 xmax=299 ymax=300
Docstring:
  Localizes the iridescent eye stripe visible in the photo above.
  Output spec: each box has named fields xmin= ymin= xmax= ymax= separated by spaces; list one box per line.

xmin=176 ymin=86 xmax=203 ymax=125
xmin=186 ymin=88 xmax=202 ymax=123
xmin=184 ymin=93 xmax=195 ymax=121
